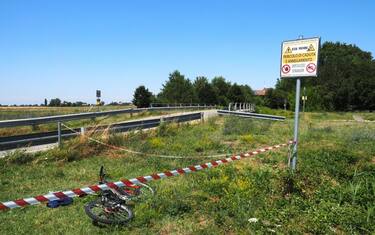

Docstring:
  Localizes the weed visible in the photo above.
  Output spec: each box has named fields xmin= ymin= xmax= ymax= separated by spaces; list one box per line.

xmin=148 ymin=137 xmax=165 ymax=148
xmin=240 ymin=134 xmax=254 ymax=143
xmin=156 ymin=122 xmax=178 ymax=137
xmin=1 ymin=150 xmax=36 ymax=165
xmin=350 ymin=129 xmax=375 ymax=142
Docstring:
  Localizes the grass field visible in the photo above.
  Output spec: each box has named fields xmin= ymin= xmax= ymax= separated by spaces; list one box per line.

xmin=0 ymin=105 xmax=134 ymax=120
xmin=0 ymin=112 xmax=374 ymax=234
xmin=0 ymin=106 xmax=194 ymax=137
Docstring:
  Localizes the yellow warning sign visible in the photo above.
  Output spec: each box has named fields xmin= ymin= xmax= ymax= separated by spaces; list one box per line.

xmin=285 ymin=47 xmax=292 ymax=54
xmin=307 ymin=44 xmax=315 ymax=51
xmin=280 ymin=37 xmax=320 ymax=77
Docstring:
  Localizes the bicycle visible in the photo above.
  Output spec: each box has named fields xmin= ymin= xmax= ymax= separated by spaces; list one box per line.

xmin=84 ymin=166 xmax=154 ymax=225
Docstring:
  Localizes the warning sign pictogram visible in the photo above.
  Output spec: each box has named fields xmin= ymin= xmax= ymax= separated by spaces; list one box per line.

xmin=306 ymin=63 xmax=316 ymax=73
xmin=282 ymin=64 xmax=291 ymax=74
xmin=307 ymin=44 xmax=315 ymax=51
xmin=285 ymin=47 xmax=292 ymax=54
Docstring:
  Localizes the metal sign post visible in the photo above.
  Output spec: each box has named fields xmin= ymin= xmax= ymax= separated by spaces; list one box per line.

xmin=291 ymin=78 xmax=301 ymax=170
xmin=280 ymin=36 xmax=320 ymax=171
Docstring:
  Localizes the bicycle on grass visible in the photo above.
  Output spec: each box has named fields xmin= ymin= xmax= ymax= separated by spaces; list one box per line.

xmin=84 ymin=166 xmax=154 ymax=225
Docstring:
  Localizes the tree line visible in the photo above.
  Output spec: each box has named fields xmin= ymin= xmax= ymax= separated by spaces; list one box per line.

xmin=265 ymin=42 xmax=375 ymax=111
xmin=6 ymin=41 xmax=372 ymax=112
xmin=132 ymin=71 xmax=256 ymax=108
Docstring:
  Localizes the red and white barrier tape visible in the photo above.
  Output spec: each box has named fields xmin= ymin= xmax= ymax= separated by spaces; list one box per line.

xmin=0 ymin=141 xmax=294 ymax=211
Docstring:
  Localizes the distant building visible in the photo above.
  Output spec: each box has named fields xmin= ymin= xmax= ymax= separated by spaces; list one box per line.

xmin=254 ymin=88 xmax=270 ymax=96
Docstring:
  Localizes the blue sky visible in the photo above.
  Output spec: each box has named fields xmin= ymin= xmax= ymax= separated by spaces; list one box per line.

xmin=0 ymin=0 xmax=374 ymax=105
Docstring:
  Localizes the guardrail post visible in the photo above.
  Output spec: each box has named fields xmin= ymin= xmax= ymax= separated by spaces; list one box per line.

xmin=200 ymin=112 xmax=204 ymax=122
xmin=57 ymin=121 xmax=62 ymax=148
xmin=80 ymin=127 xmax=85 ymax=136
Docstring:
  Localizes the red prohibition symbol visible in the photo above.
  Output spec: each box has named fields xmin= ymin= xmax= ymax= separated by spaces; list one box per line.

xmin=282 ymin=64 xmax=291 ymax=74
xmin=306 ymin=63 xmax=316 ymax=73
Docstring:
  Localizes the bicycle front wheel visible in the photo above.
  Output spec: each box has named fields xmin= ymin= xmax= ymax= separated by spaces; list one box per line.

xmin=135 ymin=182 xmax=155 ymax=200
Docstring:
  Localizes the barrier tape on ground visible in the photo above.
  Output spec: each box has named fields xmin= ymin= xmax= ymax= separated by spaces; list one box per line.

xmin=0 ymin=141 xmax=294 ymax=211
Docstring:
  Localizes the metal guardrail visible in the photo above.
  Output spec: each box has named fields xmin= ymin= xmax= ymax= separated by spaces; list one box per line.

xmin=0 ymin=105 xmax=214 ymax=128
xmin=0 ymin=112 xmax=203 ymax=151
xmin=217 ymin=110 xmax=285 ymax=121
xmin=228 ymin=102 xmax=255 ymax=112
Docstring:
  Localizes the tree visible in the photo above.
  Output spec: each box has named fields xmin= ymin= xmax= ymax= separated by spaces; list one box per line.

xmin=239 ymin=85 xmax=255 ymax=103
xmin=193 ymin=76 xmax=217 ymax=104
xmin=211 ymin=76 xmax=231 ymax=105
xmin=264 ymin=88 xmax=287 ymax=109
xmin=158 ymin=70 xmax=196 ymax=103
xmin=44 ymin=99 xmax=48 ymax=106
xmin=61 ymin=101 xmax=72 ymax=107
xmin=49 ymin=98 xmax=61 ymax=107
xmin=227 ymin=83 xmax=245 ymax=102
xmin=132 ymin=85 xmax=153 ymax=108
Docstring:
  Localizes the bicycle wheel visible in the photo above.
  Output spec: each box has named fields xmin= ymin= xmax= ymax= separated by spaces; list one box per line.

xmin=135 ymin=183 xmax=155 ymax=200
xmin=84 ymin=199 xmax=133 ymax=225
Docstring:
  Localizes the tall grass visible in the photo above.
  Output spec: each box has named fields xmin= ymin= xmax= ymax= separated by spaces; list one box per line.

xmin=0 ymin=112 xmax=374 ymax=234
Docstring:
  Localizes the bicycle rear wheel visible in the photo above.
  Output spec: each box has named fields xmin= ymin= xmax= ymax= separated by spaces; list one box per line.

xmin=84 ymin=199 xmax=133 ymax=225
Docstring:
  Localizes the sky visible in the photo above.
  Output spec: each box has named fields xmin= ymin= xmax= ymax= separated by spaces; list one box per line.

xmin=0 ymin=0 xmax=374 ymax=105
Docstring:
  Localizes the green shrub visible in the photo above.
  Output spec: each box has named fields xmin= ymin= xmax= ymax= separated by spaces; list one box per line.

xmin=157 ymin=122 xmax=178 ymax=137
xmin=2 ymin=150 xmax=36 ymax=165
